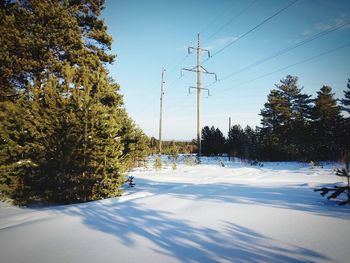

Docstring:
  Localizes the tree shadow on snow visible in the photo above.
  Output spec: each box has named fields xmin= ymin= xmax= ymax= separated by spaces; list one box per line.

xmin=52 ymin=191 xmax=333 ymax=262
xmin=128 ymin=178 xmax=350 ymax=219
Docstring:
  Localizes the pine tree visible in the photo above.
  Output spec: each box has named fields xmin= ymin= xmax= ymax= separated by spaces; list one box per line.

xmin=243 ymin=125 xmax=258 ymax=159
xmin=119 ymin=116 xmax=149 ymax=169
xmin=227 ymin=125 xmax=246 ymax=158
xmin=341 ymin=79 xmax=350 ymax=114
xmin=201 ymin=126 xmax=225 ymax=156
xmin=201 ymin=126 xmax=213 ymax=156
xmin=259 ymin=75 xmax=312 ymax=160
xmin=0 ymin=76 xmax=69 ymax=203
xmin=339 ymin=79 xmax=350 ymax=164
xmin=311 ymin=86 xmax=342 ymax=160
xmin=0 ymin=1 xmax=148 ymax=204
xmin=0 ymin=0 xmax=114 ymax=96
xmin=168 ymin=141 xmax=179 ymax=169
xmin=315 ymin=156 xmax=350 ymax=205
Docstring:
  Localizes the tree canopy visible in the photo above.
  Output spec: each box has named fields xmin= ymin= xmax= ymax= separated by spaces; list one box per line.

xmin=0 ymin=0 xmax=148 ymax=205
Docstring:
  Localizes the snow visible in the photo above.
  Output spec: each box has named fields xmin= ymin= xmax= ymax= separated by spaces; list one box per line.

xmin=1 ymin=158 xmax=350 ymax=263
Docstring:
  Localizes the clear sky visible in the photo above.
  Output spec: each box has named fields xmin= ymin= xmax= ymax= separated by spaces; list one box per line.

xmin=102 ymin=0 xmax=350 ymax=141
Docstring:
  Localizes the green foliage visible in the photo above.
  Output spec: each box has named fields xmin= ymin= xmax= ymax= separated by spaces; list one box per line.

xmin=0 ymin=0 xmax=114 ymax=96
xmin=119 ymin=117 xmax=149 ymax=169
xmin=204 ymin=76 xmax=349 ymax=162
xmin=259 ymin=75 xmax=312 ymax=160
xmin=339 ymin=80 xmax=350 ymax=156
xmin=148 ymin=138 xmax=196 ymax=155
xmin=0 ymin=1 xmax=148 ymax=205
xmin=310 ymin=86 xmax=342 ymax=160
xmin=201 ymin=126 xmax=226 ymax=156
xmin=0 ymin=70 xmax=139 ymax=204
xmin=168 ymin=141 xmax=179 ymax=170
xmin=340 ymin=79 xmax=350 ymax=114
xmin=315 ymin=155 xmax=350 ymax=205
xmin=227 ymin=125 xmax=258 ymax=159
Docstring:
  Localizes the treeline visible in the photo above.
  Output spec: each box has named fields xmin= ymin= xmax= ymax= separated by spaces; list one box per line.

xmin=148 ymin=138 xmax=197 ymax=155
xmin=0 ymin=1 xmax=148 ymax=205
xmin=202 ymin=75 xmax=350 ymax=161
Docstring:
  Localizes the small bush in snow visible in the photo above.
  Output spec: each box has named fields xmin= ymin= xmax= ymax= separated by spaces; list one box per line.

xmin=127 ymin=176 xmax=135 ymax=188
xmin=314 ymin=161 xmax=350 ymax=205
xmin=171 ymin=163 xmax=177 ymax=170
xmin=154 ymin=156 xmax=162 ymax=170
xmin=169 ymin=143 xmax=179 ymax=170
xmin=184 ymin=156 xmax=197 ymax=166
xmin=250 ymin=160 xmax=264 ymax=167
xmin=309 ymin=160 xmax=317 ymax=169
xmin=216 ymin=158 xmax=225 ymax=167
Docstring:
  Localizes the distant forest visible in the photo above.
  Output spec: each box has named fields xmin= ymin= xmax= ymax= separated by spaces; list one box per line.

xmin=198 ymin=75 xmax=350 ymax=162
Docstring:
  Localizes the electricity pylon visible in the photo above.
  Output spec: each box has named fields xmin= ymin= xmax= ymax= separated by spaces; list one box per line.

xmin=181 ymin=33 xmax=217 ymax=156
xmin=158 ymin=67 xmax=165 ymax=154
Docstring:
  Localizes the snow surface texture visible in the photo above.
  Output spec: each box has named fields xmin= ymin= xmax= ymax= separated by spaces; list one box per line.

xmin=1 ymin=157 xmax=350 ymax=263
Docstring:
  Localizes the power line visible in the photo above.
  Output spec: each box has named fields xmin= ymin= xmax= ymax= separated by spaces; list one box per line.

xmin=164 ymin=1 xmax=238 ymax=90
xmin=163 ymin=1 xmax=255 ymax=90
xmin=164 ymin=1 xmax=237 ymax=89
xmin=216 ymin=18 xmax=350 ymax=83
xmin=203 ymin=0 xmax=259 ymax=44
xmin=166 ymin=53 xmax=190 ymax=74
xmin=166 ymin=74 xmax=184 ymax=90
xmin=216 ymin=42 xmax=350 ymax=95
xmin=203 ymin=0 xmax=299 ymax=63
xmin=164 ymin=54 xmax=190 ymax=91
xmin=199 ymin=1 xmax=237 ymax=36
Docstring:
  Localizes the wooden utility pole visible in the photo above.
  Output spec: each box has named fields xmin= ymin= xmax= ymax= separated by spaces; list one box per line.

xmin=181 ymin=33 xmax=217 ymax=156
xmin=229 ymin=117 xmax=231 ymax=134
xmin=228 ymin=117 xmax=231 ymax=161
xmin=158 ymin=67 xmax=165 ymax=154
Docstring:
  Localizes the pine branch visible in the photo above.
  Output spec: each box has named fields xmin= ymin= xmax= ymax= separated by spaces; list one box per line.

xmin=336 ymin=168 xmax=349 ymax=178
xmin=327 ymin=187 xmax=346 ymax=200
xmin=338 ymin=199 xmax=350 ymax=206
xmin=314 ymin=187 xmax=333 ymax=196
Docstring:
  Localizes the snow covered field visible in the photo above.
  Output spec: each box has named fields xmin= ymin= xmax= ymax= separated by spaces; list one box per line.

xmin=1 ymin=158 xmax=350 ymax=263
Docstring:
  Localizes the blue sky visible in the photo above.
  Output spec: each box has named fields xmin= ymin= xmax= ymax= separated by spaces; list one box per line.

xmin=102 ymin=0 xmax=350 ymax=141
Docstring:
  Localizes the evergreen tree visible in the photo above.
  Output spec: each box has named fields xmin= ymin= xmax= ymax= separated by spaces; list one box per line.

xmin=243 ymin=125 xmax=258 ymax=159
xmin=339 ymin=79 xmax=350 ymax=162
xmin=119 ymin=116 xmax=149 ymax=168
xmin=227 ymin=125 xmax=246 ymax=158
xmin=341 ymin=79 xmax=350 ymax=114
xmin=311 ymin=86 xmax=342 ymax=160
xmin=259 ymin=75 xmax=312 ymax=160
xmin=1 ymin=68 xmax=136 ymax=204
xmin=0 ymin=1 xmax=148 ymax=204
xmin=201 ymin=126 xmax=214 ymax=156
xmin=315 ymin=156 xmax=350 ymax=205
xmin=168 ymin=141 xmax=179 ymax=169
xmin=0 ymin=0 xmax=114 ymax=96
xmin=149 ymin=137 xmax=158 ymax=155
xmin=201 ymin=126 xmax=225 ymax=156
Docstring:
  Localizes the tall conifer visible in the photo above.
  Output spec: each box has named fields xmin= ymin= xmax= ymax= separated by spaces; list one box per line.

xmin=0 ymin=1 xmax=148 ymax=204
xmin=311 ymin=86 xmax=342 ymax=160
